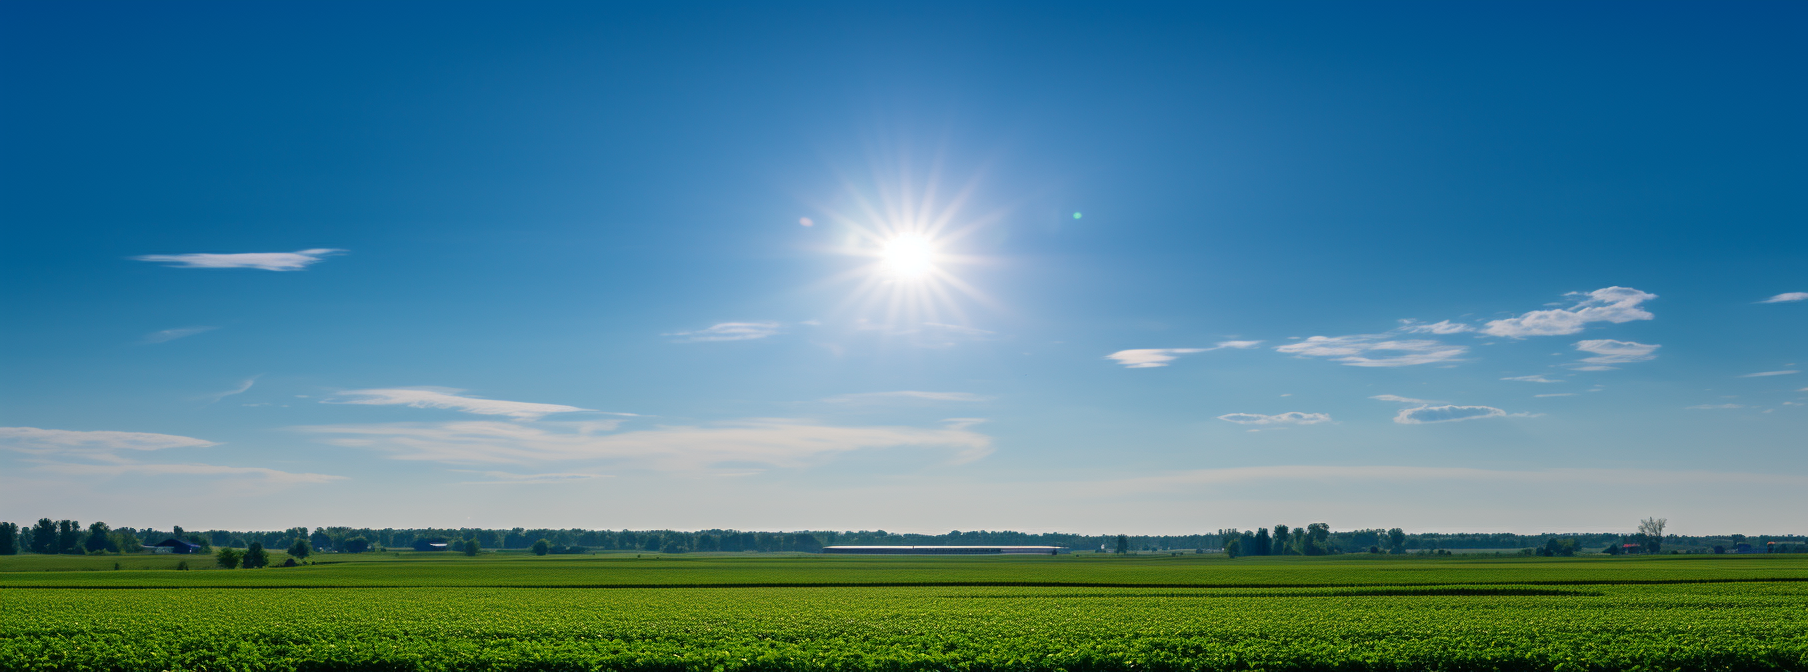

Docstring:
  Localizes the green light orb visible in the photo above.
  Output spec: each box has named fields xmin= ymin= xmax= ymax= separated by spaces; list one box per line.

xmin=1073 ymin=212 xmax=1083 ymax=219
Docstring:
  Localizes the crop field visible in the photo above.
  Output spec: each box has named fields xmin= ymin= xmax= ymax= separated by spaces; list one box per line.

xmin=3 ymin=553 xmax=1805 ymax=671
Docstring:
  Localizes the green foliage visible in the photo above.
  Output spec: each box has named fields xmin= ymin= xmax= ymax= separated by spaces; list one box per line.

xmin=216 ymin=547 xmax=243 ymax=569
xmin=532 ymin=539 xmax=550 ymax=556
xmin=243 ymin=542 xmax=269 ymax=569
xmin=83 ymin=522 xmax=112 ymax=554
xmin=463 ymin=539 xmax=479 ymax=556
xmin=289 ymin=537 xmax=313 ymax=559
xmin=0 ymin=522 xmax=17 ymax=555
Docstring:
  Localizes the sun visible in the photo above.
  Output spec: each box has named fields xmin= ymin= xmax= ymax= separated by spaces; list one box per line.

xmin=880 ymin=235 xmax=937 ymax=280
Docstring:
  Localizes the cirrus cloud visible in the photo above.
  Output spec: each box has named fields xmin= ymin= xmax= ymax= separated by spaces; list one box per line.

xmin=1759 ymin=292 xmax=1807 ymax=304
xmin=324 ymin=388 xmax=600 ymax=420
xmin=1216 ymin=412 xmax=1333 ymax=426
xmin=668 ymin=322 xmax=781 ymax=342
xmin=133 ymin=248 xmax=345 ymax=271
xmin=0 ymin=426 xmax=218 ymax=455
xmin=1107 ymin=341 xmax=1262 ymax=369
xmin=1274 ymin=335 xmax=1466 ymax=367
xmin=1393 ymin=405 xmax=1508 ymax=424
xmin=1571 ymin=339 xmax=1660 ymax=369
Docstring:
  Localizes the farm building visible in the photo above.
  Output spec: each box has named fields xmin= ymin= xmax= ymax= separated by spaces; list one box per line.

xmin=822 ymin=545 xmax=1068 ymax=555
xmin=151 ymin=539 xmax=202 ymax=554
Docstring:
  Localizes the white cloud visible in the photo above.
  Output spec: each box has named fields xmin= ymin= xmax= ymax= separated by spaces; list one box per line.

xmin=1759 ymin=292 xmax=1807 ymax=304
xmin=1535 ymin=393 xmax=1577 ymax=398
xmin=133 ymin=248 xmax=345 ymax=271
xmin=825 ymin=391 xmax=993 ymax=403
xmin=295 ymin=418 xmax=993 ymax=470
xmin=1107 ymin=348 xmax=1205 ymax=368
xmin=1107 ymin=341 xmax=1261 ymax=369
xmin=668 ymin=322 xmax=780 ymax=342
xmin=144 ymin=326 xmax=215 ymax=343
xmin=1502 ymin=375 xmax=1563 ymax=383
xmin=1370 ymin=394 xmax=1438 ymax=404
xmin=1573 ymin=339 xmax=1660 ymax=366
xmin=1482 ymin=286 xmax=1657 ymax=337
xmin=1215 ymin=412 xmax=1332 ymax=426
xmin=34 ymin=461 xmax=343 ymax=484
xmin=456 ymin=471 xmax=612 ymax=485
xmin=1393 ymin=405 xmax=1508 ymax=424
xmin=1686 ymin=404 xmax=1744 ymax=410
xmin=1274 ymin=335 xmax=1466 ymax=367
xmin=1398 ymin=320 xmax=1474 ymax=334
xmin=1739 ymin=370 xmax=1799 ymax=378
xmin=0 ymin=427 xmax=218 ymax=455
xmin=324 ymin=388 xmax=596 ymax=420
xmin=203 ymin=377 xmax=259 ymax=404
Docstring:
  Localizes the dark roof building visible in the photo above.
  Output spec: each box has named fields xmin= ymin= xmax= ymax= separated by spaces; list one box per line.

xmin=152 ymin=539 xmax=202 ymax=554
xmin=822 ymin=545 xmax=1068 ymax=555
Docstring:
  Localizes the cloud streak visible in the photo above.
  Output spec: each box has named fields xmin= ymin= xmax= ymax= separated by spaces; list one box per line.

xmin=0 ymin=427 xmax=218 ymax=455
xmin=1482 ymin=287 xmax=1656 ymax=338
xmin=1216 ymin=412 xmax=1332 ymax=426
xmin=145 ymin=326 xmax=216 ymax=343
xmin=1739 ymin=370 xmax=1799 ymax=378
xmin=824 ymin=391 xmax=993 ymax=403
xmin=1274 ymin=335 xmax=1466 ymax=367
xmin=1502 ymin=375 xmax=1562 ymax=383
xmin=1393 ymin=405 xmax=1509 ymax=424
xmin=296 ymin=418 xmax=994 ymax=470
xmin=1107 ymin=341 xmax=1261 ymax=369
xmin=1759 ymin=292 xmax=1807 ymax=304
xmin=1572 ymin=339 xmax=1660 ymax=369
xmin=668 ymin=322 xmax=781 ymax=342
xmin=134 ymin=248 xmax=345 ymax=271
xmin=324 ymin=388 xmax=597 ymax=420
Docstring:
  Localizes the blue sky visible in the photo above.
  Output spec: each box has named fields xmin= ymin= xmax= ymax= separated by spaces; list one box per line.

xmin=3 ymin=2 xmax=1804 ymax=535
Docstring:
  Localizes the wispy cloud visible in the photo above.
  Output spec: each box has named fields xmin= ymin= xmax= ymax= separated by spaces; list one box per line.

xmin=295 ymin=418 xmax=993 ymax=470
xmin=1572 ymin=339 xmax=1660 ymax=369
xmin=203 ymin=376 xmax=259 ymax=404
xmin=1759 ymin=292 xmax=1807 ymax=304
xmin=324 ymin=388 xmax=599 ymax=420
xmin=1370 ymin=394 xmax=1439 ymax=404
xmin=34 ymin=461 xmax=343 ymax=484
xmin=133 ymin=248 xmax=345 ymax=271
xmin=456 ymin=470 xmax=612 ymax=485
xmin=824 ymin=391 xmax=993 ymax=403
xmin=0 ymin=427 xmax=218 ymax=455
xmin=1105 ymin=341 xmax=1261 ymax=369
xmin=1502 ymin=375 xmax=1563 ymax=383
xmin=144 ymin=326 xmax=216 ymax=343
xmin=668 ymin=322 xmax=780 ymax=342
xmin=1216 ymin=412 xmax=1332 ymax=425
xmin=1482 ymin=287 xmax=1656 ymax=338
xmin=1535 ymin=393 xmax=1577 ymax=398
xmin=1393 ymin=405 xmax=1510 ymax=424
xmin=1397 ymin=320 xmax=1474 ymax=334
xmin=1274 ymin=335 xmax=1466 ymax=367
xmin=1739 ymin=370 xmax=1799 ymax=378
xmin=1686 ymin=404 xmax=1744 ymax=410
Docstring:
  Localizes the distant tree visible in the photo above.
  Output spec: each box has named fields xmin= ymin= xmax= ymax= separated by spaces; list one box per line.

xmin=1253 ymin=528 xmax=1271 ymax=556
xmin=30 ymin=519 xmax=55 ymax=554
xmin=1225 ymin=536 xmax=1242 ymax=558
xmin=242 ymin=543 xmax=268 ymax=569
xmin=1272 ymin=525 xmax=1291 ymax=555
xmin=791 ymin=533 xmax=822 ymax=553
xmin=342 ymin=537 xmax=370 ymax=554
xmin=57 ymin=520 xmax=83 ymax=554
xmin=0 ymin=522 xmax=17 ymax=555
xmin=309 ymin=529 xmax=333 ymax=552
xmin=1305 ymin=523 xmax=1330 ymax=555
xmin=1387 ymin=528 xmax=1406 ymax=553
xmin=1115 ymin=535 xmax=1129 ymax=554
xmin=288 ymin=537 xmax=312 ymax=559
xmin=215 ymin=547 xmax=243 ymax=569
xmin=84 ymin=522 xmax=113 ymax=553
xmin=1637 ymin=518 xmax=1666 ymax=554
xmin=463 ymin=539 xmax=480 ymax=556
xmin=505 ymin=528 xmax=529 ymax=549
xmin=111 ymin=531 xmax=143 ymax=554
xmin=532 ymin=539 xmax=550 ymax=556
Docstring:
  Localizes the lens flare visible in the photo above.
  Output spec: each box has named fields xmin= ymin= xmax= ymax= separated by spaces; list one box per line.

xmin=881 ymin=235 xmax=936 ymax=280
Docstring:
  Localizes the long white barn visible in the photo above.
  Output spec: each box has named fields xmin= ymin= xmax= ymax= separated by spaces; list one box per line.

xmin=821 ymin=545 xmax=1068 ymax=555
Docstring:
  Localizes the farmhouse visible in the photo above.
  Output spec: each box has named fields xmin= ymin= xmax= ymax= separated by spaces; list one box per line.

xmin=151 ymin=539 xmax=202 ymax=554
xmin=822 ymin=545 xmax=1068 ymax=555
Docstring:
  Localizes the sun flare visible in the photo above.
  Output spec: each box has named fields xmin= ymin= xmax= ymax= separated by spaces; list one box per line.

xmin=880 ymin=235 xmax=937 ymax=280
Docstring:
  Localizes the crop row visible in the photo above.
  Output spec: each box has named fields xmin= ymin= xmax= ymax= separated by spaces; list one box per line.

xmin=3 ymin=583 xmax=1805 ymax=671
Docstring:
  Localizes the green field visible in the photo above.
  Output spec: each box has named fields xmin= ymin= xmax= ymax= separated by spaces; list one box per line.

xmin=3 ymin=552 xmax=1805 ymax=671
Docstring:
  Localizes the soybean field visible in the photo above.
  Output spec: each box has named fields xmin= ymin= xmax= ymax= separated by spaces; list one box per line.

xmin=2 ymin=552 xmax=1805 ymax=671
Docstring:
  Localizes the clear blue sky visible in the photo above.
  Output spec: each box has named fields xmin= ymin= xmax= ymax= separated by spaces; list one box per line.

xmin=3 ymin=2 xmax=1803 ymax=535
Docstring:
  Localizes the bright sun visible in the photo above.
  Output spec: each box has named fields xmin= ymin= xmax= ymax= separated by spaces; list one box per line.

xmin=880 ymin=235 xmax=936 ymax=280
